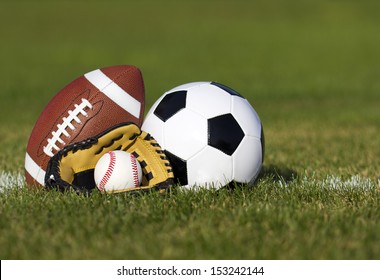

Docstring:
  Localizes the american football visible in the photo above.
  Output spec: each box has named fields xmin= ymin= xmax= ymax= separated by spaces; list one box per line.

xmin=24 ymin=65 xmax=145 ymax=186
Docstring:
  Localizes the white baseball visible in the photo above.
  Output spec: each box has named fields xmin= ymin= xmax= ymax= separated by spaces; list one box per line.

xmin=94 ymin=150 xmax=142 ymax=193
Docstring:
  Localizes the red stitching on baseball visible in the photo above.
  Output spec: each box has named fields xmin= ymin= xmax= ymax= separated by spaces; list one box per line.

xmin=130 ymin=154 xmax=140 ymax=187
xmin=99 ymin=151 xmax=116 ymax=191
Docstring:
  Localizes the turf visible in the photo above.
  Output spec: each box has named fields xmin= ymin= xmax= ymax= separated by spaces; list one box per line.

xmin=0 ymin=0 xmax=379 ymax=259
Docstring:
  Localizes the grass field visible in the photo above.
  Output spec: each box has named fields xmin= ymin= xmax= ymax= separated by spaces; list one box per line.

xmin=0 ymin=0 xmax=379 ymax=259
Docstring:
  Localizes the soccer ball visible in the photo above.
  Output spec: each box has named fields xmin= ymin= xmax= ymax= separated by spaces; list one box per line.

xmin=142 ymin=81 xmax=264 ymax=189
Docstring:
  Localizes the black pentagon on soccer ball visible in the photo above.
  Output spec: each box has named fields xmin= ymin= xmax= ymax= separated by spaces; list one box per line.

xmin=260 ymin=125 xmax=265 ymax=163
xmin=153 ymin=90 xmax=187 ymax=122
xmin=165 ymin=150 xmax=188 ymax=186
xmin=211 ymin=82 xmax=244 ymax=98
xmin=208 ymin=113 xmax=244 ymax=156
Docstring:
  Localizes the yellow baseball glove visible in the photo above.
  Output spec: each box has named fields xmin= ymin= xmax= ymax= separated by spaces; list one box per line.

xmin=45 ymin=122 xmax=174 ymax=194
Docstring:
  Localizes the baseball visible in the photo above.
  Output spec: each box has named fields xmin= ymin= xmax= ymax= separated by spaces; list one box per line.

xmin=94 ymin=150 xmax=143 ymax=193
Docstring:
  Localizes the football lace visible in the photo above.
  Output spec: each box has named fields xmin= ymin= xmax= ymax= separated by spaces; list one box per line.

xmin=43 ymin=98 xmax=93 ymax=157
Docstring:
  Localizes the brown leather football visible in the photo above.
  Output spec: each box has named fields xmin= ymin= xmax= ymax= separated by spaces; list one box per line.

xmin=25 ymin=65 xmax=145 ymax=186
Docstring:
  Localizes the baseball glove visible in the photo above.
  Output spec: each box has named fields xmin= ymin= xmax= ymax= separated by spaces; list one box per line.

xmin=44 ymin=122 xmax=174 ymax=194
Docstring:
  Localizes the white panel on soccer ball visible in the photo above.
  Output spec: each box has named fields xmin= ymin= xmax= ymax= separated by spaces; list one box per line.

xmin=141 ymin=114 xmax=166 ymax=148
xmin=164 ymin=109 xmax=207 ymax=160
xmin=232 ymin=136 xmax=262 ymax=183
xmin=231 ymin=96 xmax=262 ymax=138
xmin=186 ymin=146 xmax=233 ymax=189
xmin=166 ymin=82 xmax=209 ymax=93
xmin=186 ymin=84 xmax=232 ymax=118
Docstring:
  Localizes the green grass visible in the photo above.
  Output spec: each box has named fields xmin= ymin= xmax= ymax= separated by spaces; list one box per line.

xmin=0 ymin=0 xmax=379 ymax=259
xmin=1 ymin=179 xmax=379 ymax=259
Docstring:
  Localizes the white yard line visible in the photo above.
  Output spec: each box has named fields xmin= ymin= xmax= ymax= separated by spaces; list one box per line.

xmin=0 ymin=171 xmax=25 ymax=191
xmin=276 ymin=174 xmax=379 ymax=190
xmin=320 ymin=175 xmax=378 ymax=190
